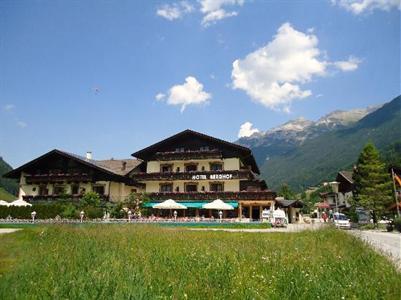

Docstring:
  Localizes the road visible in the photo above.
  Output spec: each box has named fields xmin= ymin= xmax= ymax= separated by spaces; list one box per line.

xmin=0 ymin=228 xmax=21 ymax=234
xmin=350 ymin=230 xmax=401 ymax=268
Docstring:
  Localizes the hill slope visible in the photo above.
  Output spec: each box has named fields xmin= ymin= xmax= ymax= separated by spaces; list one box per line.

xmin=0 ymin=157 xmax=18 ymax=197
xmin=259 ymin=96 xmax=401 ymax=191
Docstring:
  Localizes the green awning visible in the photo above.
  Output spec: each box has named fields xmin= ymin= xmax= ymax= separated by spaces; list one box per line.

xmin=143 ymin=201 xmax=238 ymax=209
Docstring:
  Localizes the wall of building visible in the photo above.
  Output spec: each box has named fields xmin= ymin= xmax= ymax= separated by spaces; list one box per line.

xmin=18 ymin=173 xmax=144 ymax=202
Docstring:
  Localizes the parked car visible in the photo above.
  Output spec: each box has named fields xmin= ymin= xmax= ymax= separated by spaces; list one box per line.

xmin=333 ymin=213 xmax=351 ymax=229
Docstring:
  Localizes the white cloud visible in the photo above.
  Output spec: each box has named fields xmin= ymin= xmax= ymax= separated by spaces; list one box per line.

xmin=333 ymin=56 xmax=361 ymax=71
xmin=16 ymin=121 xmax=27 ymax=128
xmin=155 ymin=93 xmax=166 ymax=101
xmin=231 ymin=23 xmax=359 ymax=111
xmin=200 ymin=0 xmax=244 ymax=26
xmin=238 ymin=122 xmax=260 ymax=138
xmin=156 ymin=1 xmax=194 ymax=21
xmin=332 ymin=0 xmax=401 ymax=14
xmin=158 ymin=76 xmax=211 ymax=112
xmin=3 ymin=104 xmax=15 ymax=111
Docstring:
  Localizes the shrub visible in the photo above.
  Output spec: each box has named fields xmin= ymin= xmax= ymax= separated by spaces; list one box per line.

xmin=83 ymin=206 xmax=104 ymax=219
xmin=61 ymin=203 xmax=78 ymax=219
xmin=80 ymin=192 xmax=101 ymax=207
xmin=109 ymin=202 xmax=125 ymax=218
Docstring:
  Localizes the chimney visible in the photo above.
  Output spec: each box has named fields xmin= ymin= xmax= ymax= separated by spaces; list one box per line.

xmin=86 ymin=151 xmax=92 ymax=160
xmin=121 ymin=161 xmax=127 ymax=171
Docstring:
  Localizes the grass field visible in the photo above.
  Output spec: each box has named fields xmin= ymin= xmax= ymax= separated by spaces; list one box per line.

xmin=0 ymin=225 xmax=399 ymax=299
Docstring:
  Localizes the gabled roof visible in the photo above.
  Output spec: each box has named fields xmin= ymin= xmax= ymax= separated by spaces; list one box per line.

xmin=3 ymin=149 xmax=142 ymax=181
xmin=131 ymin=129 xmax=260 ymax=173
xmin=337 ymin=170 xmax=354 ymax=184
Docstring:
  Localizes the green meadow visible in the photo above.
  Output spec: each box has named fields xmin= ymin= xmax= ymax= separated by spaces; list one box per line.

xmin=0 ymin=225 xmax=399 ymax=299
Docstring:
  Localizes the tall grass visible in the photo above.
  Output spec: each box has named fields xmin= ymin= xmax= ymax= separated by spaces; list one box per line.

xmin=0 ymin=225 xmax=399 ymax=299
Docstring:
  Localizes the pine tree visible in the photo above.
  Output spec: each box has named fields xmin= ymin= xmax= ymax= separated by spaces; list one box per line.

xmin=277 ymin=183 xmax=296 ymax=200
xmin=353 ymin=142 xmax=393 ymax=225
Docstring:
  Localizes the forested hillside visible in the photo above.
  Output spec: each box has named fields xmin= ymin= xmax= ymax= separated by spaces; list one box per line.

xmin=260 ymin=96 xmax=401 ymax=191
xmin=0 ymin=157 xmax=18 ymax=198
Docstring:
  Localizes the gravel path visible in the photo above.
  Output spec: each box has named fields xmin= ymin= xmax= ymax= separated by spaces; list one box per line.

xmin=350 ymin=230 xmax=401 ymax=268
xmin=0 ymin=228 xmax=21 ymax=234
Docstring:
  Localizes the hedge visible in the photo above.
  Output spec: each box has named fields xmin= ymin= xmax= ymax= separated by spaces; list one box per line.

xmin=0 ymin=203 xmax=104 ymax=219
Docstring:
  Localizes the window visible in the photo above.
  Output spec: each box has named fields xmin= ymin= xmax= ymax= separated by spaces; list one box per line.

xmin=39 ymin=185 xmax=48 ymax=196
xmin=201 ymin=186 xmax=205 ymax=192
xmin=175 ymin=147 xmax=185 ymax=152
xmin=71 ymin=184 xmax=79 ymax=195
xmin=160 ymin=183 xmax=173 ymax=192
xmin=54 ymin=185 xmax=65 ymax=195
xmin=176 ymin=167 xmax=180 ymax=173
xmin=131 ymin=189 xmax=137 ymax=193
xmin=185 ymin=183 xmax=197 ymax=192
xmin=175 ymin=186 xmax=180 ymax=192
xmin=210 ymin=163 xmax=223 ymax=171
xmin=93 ymin=185 xmax=105 ymax=195
xmin=161 ymin=164 xmax=173 ymax=173
xmin=200 ymin=146 xmax=209 ymax=151
xmin=210 ymin=183 xmax=224 ymax=192
xmin=185 ymin=164 xmax=197 ymax=172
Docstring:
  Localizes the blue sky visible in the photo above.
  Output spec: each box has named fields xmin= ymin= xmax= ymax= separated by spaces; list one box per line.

xmin=1 ymin=0 xmax=400 ymax=167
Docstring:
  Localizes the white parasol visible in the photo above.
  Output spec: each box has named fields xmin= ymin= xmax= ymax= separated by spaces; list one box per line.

xmin=202 ymin=199 xmax=234 ymax=210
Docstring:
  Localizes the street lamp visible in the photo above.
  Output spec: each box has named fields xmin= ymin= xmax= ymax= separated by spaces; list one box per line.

xmin=128 ymin=210 xmax=132 ymax=222
xmin=31 ymin=211 xmax=36 ymax=223
xmin=80 ymin=211 xmax=85 ymax=223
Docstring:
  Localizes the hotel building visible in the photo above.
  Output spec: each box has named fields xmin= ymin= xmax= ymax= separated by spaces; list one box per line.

xmin=4 ymin=129 xmax=277 ymax=219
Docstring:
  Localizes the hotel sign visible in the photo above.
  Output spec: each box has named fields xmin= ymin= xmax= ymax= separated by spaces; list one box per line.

xmin=191 ymin=174 xmax=233 ymax=180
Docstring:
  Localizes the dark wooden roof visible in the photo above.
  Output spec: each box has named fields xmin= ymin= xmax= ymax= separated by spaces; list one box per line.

xmin=337 ymin=171 xmax=354 ymax=184
xmin=3 ymin=149 xmax=142 ymax=185
xmin=131 ymin=129 xmax=260 ymax=173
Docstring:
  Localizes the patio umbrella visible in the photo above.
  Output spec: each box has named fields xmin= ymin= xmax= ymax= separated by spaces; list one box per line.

xmin=316 ymin=201 xmax=330 ymax=209
xmin=202 ymin=199 xmax=234 ymax=210
xmin=0 ymin=200 xmax=10 ymax=206
xmin=153 ymin=199 xmax=187 ymax=210
xmin=9 ymin=199 xmax=32 ymax=207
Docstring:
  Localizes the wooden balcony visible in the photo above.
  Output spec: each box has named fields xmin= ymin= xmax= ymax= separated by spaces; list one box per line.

xmin=133 ymin=170 xmax=252 ymax=181
xmin=25 ymin=173 xmax=92 ymax=184
xmin=22 ymin=194 xmax=109 ymax=202
xmin=145 ymin=191 xmax=276 ymax=201
xmin=154 ymin=149 xmax=222 ymax=161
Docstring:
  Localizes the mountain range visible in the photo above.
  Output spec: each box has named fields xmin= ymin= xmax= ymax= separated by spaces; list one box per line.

xmin=237 ymin=95 xmax=401 ymax=191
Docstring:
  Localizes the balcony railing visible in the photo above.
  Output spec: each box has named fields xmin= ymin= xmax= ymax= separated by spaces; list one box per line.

xmin=25 ymin=173 xmax=92 ymax=184
xmin=154 ymin=149 xmax=222 ymax=161
xmin=145 ymin=191 xmax=276 ymax=201
xmin=133 ymin=170 xmax=252 ymax=181
xmin=22 ymin=194 xmax=109 ymax=202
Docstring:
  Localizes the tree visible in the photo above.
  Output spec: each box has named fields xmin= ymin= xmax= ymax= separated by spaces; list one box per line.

xmin=277 ymin=183 xmax=296 ymax=200
xmin=80 ymin=191 xmax=101 ymax=207
xmin=353 ymin=142 xmax=393 ymax=226
xmin=124 ymin=192 xmax=150 ymax=217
